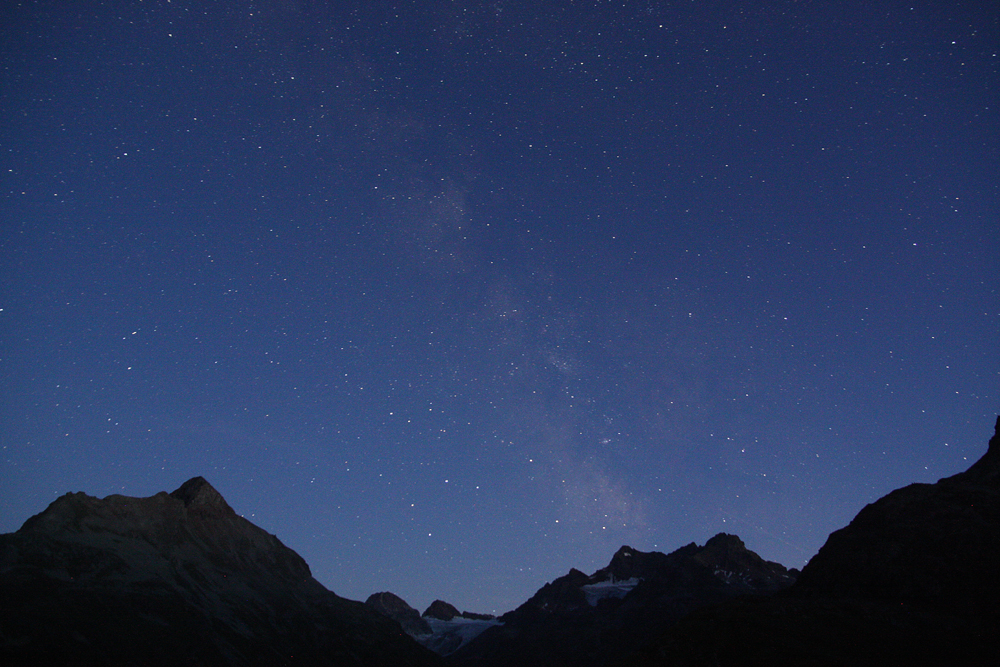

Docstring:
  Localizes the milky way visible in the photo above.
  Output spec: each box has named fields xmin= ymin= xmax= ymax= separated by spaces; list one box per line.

xmin=1 ymin=1 xmax=996 ymax=613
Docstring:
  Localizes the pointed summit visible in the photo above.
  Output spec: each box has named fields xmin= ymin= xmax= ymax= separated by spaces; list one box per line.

xmin=605 ymin=545 xmax=642 ymax=579
xmin=365 ymin=592 xmax=432 ymax=636
xmin=601 ymin=544 xmax=676 ymax=582
xmin=613 ymin=545 xmax=638 ymax=559
xmin=704 ymin=533 xmax=745 ymax=550
xmin=0 ymin=478 xmax=442 ymax=666
xmin=963 ymin=414 xmax=1000 ymax=482
xmin=170 ymin=476 xmax=235 ymax=516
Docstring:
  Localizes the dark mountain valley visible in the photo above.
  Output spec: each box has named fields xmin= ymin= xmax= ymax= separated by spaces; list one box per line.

xmin=3 ymin=417 xmax=998 ymax=666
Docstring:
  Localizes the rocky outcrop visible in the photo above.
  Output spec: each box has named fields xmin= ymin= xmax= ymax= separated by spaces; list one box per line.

xmin=363 ymin=593 xmax=498 ymax=657
xmin=366 ymin=591 xmax=432 ymax=636
xmin=422 ymin=599 xmax=495 ymax=623
xmin=0 ymin=477 xmax=442 ymax=667
xmin=424 ymin=599 xmax=462 ymax=621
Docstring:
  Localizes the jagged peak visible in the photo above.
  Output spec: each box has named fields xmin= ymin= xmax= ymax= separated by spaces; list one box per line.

xmin=169 ymin=477 xmax=235 ymax=516
xmin=987 ymin=415 xmax=1000 ymax=458
xmin=606 ymin=545 xmax=641 ymax=573
xmin=367 ymin=591 xmax=412 ymax=608
xmin=600 ymin=544 xmax=668 ymax=583
xmin=956 ymin=415 xmax=1000 ymax=483
xmin=704 ymin=533 xmax=747 ymax=550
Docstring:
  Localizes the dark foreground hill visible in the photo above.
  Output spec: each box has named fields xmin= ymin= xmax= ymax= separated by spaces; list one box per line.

xmin=0 ymin=477 xmax=442 ymax=667
xmin=639 ymin=416 xmax=1000 ymax=666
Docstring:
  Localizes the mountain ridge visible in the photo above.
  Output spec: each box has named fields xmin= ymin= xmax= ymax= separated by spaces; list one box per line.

xmin=790 ymin=414 xmax=1000 ymax=615
xmin=637 ymin=416 xmax=1000 ymax=665
xmin=445 ymin=532 xmax=797 ymax=666
xmin=0 ymin=478 xmax=442 ymax=667
xmin=3 ymin=417 xmax=997 ymax=665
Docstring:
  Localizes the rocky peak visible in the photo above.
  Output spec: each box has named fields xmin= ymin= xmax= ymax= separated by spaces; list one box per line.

xmin=367 ymin=591 xmax=416 ymax=616
xmin=613 ymin=545 xmax=638 ymax=559
xmin=607 ymin=545 xmax=637 ymax=568
xmin=691 ymin=533 xmax=795 ymax=591
xmin=704 ymin=533 xmax=745 ymax=551
xmin=424 ymin=599 xmax=461 ymax=621
xmin=1 ymin=479 xmax=443 ymax=667
xmin=693 ymin=533 xmax=751 ymax=569
xmin=599 ymin=544 xmax=674 ymax=583
xmin=962 ymin=414 xmax=1000 ymax=482
xmin=604 ymin=546 xmax=636 ymax=580
xmin=366 ymin=592 xmax=431 ymax=636
xmin=169 ymin=476 xmax=235 ymax=517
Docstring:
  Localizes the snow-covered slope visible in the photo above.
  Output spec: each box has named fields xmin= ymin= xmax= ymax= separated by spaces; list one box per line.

xmin=419 ymin=616 xmax=501 ymax=655
xmin=365 ymin=594 xmax=499 ymax=656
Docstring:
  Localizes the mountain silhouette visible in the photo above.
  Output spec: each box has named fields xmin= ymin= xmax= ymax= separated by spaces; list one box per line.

xmin=3 ymin=417 xmax=997 ymax=666
xmin=0 ymin=477 xmax=442 ymax=667
xmin=448 ymin=533 xmax=795 ymax=666
xmin=640 ymin=416 xmax=1000 ymax=665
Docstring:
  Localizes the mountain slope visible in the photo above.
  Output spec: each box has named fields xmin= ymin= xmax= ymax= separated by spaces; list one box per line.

xmin=0 ymin=477 xmax=442 ymax=667
xmin=641 ymin=416 xmax=1000 ymax=665
xmin=366 ymin=591 xmax=433 ymax=636
xmin=793 ymin=416 xmax=1000 ymax=614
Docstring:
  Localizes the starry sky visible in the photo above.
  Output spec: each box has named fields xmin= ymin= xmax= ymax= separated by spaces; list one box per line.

xmin=1 ymin=1 xmax=997 ymax=614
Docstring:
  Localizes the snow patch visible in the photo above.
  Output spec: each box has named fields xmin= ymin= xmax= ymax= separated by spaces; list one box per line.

xmin=418 ymin=616 xmax=502 ymax=655
xmin=581 ymin=577 xmax=642 ymax=606
xmin=714 ymin=568 xmax=753 ymax=586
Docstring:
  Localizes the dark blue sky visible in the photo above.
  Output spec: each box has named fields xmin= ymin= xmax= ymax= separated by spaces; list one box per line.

xmin=2 ymin=0 xmax=997 ymax=613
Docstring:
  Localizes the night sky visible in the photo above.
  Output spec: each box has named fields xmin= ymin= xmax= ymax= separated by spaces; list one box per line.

xmin=2 ymin=1 xmax=997 ymax=614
